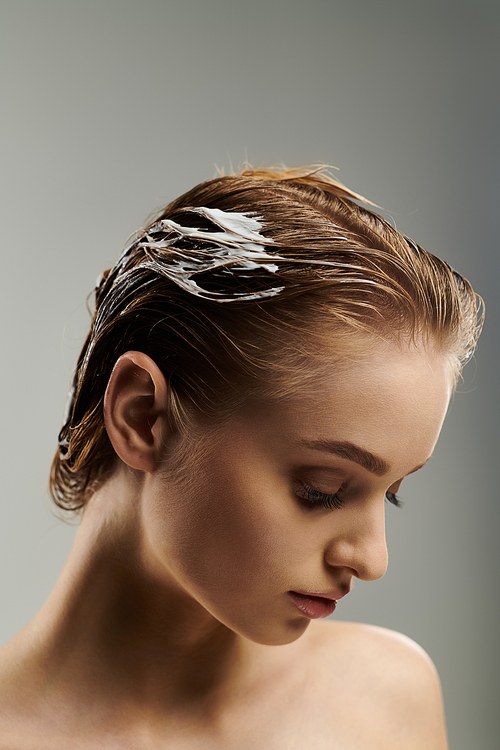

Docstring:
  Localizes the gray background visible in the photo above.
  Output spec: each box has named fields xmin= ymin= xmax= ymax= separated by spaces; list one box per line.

xmin=1 ymin=1 xmax=498 ymax=747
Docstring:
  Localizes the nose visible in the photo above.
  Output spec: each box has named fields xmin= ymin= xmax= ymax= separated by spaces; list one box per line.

xmin=324 ymin=499 xmax=389 ymax=582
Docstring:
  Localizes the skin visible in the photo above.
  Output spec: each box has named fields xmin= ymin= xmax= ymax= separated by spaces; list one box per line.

xmin=0 ymin=340 xmax=451 ymax=749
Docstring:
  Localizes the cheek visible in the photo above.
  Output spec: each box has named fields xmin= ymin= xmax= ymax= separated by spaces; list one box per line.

xmin=147 ymin=460 xmax=299 ymax=602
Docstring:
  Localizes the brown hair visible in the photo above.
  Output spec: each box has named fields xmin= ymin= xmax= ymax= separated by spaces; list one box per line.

xmin=50 ymin=166 xmax=483 ymax=512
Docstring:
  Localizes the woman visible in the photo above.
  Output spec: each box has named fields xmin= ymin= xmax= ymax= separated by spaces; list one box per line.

xmin=0 ymin=167 xmax=482 ymax=748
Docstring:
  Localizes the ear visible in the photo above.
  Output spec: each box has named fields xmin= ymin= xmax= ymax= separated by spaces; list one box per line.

xmin=103 ymin=351 xmax=170 ymax=473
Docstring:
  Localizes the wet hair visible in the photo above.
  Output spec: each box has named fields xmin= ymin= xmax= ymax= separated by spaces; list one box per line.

xmin=50 ymin=166 xmax=483 ymax=512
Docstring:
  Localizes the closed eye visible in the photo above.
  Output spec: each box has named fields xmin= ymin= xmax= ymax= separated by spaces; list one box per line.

xmin=293 ymin=480 xmax=344 ymax=511
xmin=385 ymin=491 xmax=402 ymax=508
xmin=294 ymin=478 xmax=402 ymax=511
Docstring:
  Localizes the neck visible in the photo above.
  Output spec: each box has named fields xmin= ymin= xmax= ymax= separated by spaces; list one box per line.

xmin=20 ymin=469 xmax=256 ymax=714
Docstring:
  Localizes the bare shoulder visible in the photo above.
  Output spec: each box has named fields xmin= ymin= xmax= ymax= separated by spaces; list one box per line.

xmin=303 ymin=620 xmax=449 ymax=749
xmin=312 ymin=618 xmax=440 ymax=672
xmin=0 ymin=633 xmax=51 ymax=750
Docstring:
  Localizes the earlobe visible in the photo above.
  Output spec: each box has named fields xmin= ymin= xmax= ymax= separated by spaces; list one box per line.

xmin=103 ymin=352 xmax=169 ymax=473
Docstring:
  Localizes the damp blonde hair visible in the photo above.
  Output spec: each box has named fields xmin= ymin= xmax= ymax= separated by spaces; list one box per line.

xmin=50 ymin=166 xmax=483 ymax=512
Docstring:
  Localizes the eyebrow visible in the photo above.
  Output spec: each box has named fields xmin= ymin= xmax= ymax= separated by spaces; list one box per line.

xmin=297 ymin=439 xmax=390 ymax=476
xmin=298 ymin=439 xmax=430 ymax=477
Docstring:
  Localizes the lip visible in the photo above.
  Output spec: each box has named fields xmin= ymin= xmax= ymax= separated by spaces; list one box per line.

xmin=287 ymin=590 xmax=346 ymax=619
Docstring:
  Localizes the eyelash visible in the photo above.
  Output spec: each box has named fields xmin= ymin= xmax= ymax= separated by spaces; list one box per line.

xmin=295 ymin=481 xmax=401 ymax=510
xmin=295 ymin=481 xmax=344 ymax=510
xmin=385 ymin=491 xmax=402 ymax=508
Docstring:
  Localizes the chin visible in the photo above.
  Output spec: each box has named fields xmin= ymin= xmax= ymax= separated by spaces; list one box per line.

xmin=235 ymin=617 xmax=310 ymax=647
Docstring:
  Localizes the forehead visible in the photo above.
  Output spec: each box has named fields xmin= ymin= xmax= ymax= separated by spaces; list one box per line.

xmin=243 ymin=341 xmax=453 ymax=480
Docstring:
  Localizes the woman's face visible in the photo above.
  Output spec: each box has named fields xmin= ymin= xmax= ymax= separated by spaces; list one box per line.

xmin=144 ymin=341 xmax=452 ymax=645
